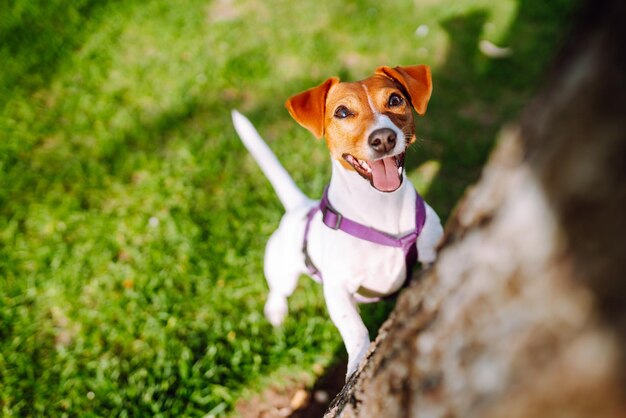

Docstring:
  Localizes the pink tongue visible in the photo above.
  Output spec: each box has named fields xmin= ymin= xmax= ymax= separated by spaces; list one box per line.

xmin=370 ymin=157 xmax=400 ymax=192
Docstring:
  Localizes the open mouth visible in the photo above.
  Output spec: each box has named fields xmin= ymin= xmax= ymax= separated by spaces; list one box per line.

xmin=342 ymin=152 xmax=405 ymax=192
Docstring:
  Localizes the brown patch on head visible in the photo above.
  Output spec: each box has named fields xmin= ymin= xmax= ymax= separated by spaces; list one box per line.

xmin=323 ymin=75 xmax=416 ymax=165
xmin=285 ymin=65 xmax=432 ymax=173
xmin=375 ymin=65 xmax=432 ymax=115
xmin=361 ymin=75 xmax=417 ymax=144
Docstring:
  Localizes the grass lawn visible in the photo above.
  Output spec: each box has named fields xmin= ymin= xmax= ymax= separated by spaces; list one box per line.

xmin=1 ymin=0 xmax=575 ymax=416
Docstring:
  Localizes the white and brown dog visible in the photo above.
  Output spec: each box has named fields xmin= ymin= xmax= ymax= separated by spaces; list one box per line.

xmin=232 ymin=65 xmax=443 ymax=378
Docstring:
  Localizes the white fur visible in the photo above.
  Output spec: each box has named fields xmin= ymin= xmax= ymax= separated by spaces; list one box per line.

xmin=232 ymin=110 xmax=311 ymax=211
xmin=231 ymin=110 xmax=443 ymax=378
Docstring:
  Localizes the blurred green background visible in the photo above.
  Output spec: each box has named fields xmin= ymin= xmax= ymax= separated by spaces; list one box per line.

xmin=0 ymin=0 xmax=575 ymax=416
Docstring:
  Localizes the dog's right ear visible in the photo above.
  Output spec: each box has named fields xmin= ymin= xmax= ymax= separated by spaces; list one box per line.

xmin=285 ymin=77 xmax=339 ymax=139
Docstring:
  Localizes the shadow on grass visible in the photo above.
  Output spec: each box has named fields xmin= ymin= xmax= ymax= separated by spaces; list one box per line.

xmin=411 ymin=0 xmax=575 ymax=220
xmin=0 ymin=0 xmax=125 ymax=104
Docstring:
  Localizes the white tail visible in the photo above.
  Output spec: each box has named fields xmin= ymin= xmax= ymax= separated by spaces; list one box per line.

xmin=231 ymin=110 xmax=309 ymax=212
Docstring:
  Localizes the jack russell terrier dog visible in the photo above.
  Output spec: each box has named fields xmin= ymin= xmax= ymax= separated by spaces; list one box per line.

xmin=232 ymin=65 xmax=443 ymax=379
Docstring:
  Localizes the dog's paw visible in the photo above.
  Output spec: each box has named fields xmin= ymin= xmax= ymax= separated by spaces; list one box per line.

xmin=345 ymin=342 xmax=369 ymax=380
xmin=264 ymin=294 xmax=288 ymax=327
xmin=345 ymin=359 xmax=360 ymax=381
xmin=418 ymin=249 xmax=437 ymax=265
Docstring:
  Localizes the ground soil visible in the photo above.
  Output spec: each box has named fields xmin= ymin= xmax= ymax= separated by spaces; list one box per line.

xmin=236 ymin=361 xmax=347 ymax=418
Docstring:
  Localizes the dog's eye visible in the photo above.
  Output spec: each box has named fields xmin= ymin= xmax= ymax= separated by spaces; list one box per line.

xmin=388 ymin=93 xmax=404 ymax=107
xmin=334 ymin=105 xmax=353 ymax=119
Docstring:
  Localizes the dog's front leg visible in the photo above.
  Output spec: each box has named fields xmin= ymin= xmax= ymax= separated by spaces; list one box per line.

xmin=417 ymin=204 xmax=444 ymax=265
xmin=323 ymin=281 xmax=370 ymax=380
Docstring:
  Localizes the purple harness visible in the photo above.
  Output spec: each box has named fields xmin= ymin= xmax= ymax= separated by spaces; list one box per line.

xmin=302 ymin=186 xmax=427 ymax=302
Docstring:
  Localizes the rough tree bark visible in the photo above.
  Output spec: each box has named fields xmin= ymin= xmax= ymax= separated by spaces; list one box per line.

xmin=324 ymin=1 xmax=626 ymax=417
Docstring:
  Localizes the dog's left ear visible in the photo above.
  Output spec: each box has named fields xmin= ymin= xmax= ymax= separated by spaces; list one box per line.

xmin=285 ymin=77 xmax=339 ymax=139
xmin=375 ymin=65 xmax=432 ymax=115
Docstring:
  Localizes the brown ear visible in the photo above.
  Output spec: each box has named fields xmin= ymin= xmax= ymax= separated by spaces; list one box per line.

xmin=285 ymin=77 xmax=339 ymax=139
xmin=375 ymin=65 xmax=432 ymax=115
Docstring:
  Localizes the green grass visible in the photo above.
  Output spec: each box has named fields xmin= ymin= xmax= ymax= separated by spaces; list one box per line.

xmin=1 ymin=0 xmax=575 ymax=416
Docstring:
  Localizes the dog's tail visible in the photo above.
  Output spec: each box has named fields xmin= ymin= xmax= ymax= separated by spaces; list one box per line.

xmin=232 ymin=110 xmax=309 ymax=212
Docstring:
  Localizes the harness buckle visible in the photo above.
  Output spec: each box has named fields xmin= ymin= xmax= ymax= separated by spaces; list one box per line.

xmin=322 ymin=205 xmax=343 ymax=230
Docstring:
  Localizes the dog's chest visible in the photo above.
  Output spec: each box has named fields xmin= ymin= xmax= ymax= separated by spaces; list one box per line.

xmin=305 ymin=196 xmax=416 ymax=295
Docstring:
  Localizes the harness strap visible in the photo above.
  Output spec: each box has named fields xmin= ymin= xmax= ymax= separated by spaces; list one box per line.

xmin=320 ymin=186 xmax=426 ymax=275
xmin=320 ymin=194 xmax=406 ymax=248
xmin=302 ymin=186 xmax=427 ymax=301
xmin=302 ymin=205 xmax=322 ymax=281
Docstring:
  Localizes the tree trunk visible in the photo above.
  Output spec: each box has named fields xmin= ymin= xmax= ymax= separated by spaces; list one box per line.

xmin=324 ymin=1 xmax=626 ymax=417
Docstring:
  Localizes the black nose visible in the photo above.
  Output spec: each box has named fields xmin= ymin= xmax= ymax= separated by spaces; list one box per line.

xmin=368 ymin=128 xmax=397 ymax=153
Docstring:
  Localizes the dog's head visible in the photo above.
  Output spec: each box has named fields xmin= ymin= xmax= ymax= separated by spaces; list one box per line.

xmin=286 ymin=65 xmax=432 ymax=193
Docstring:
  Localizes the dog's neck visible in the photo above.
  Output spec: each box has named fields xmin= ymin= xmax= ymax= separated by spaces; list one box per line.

xmin=327 ymin=158 xmax=414 ymax=236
